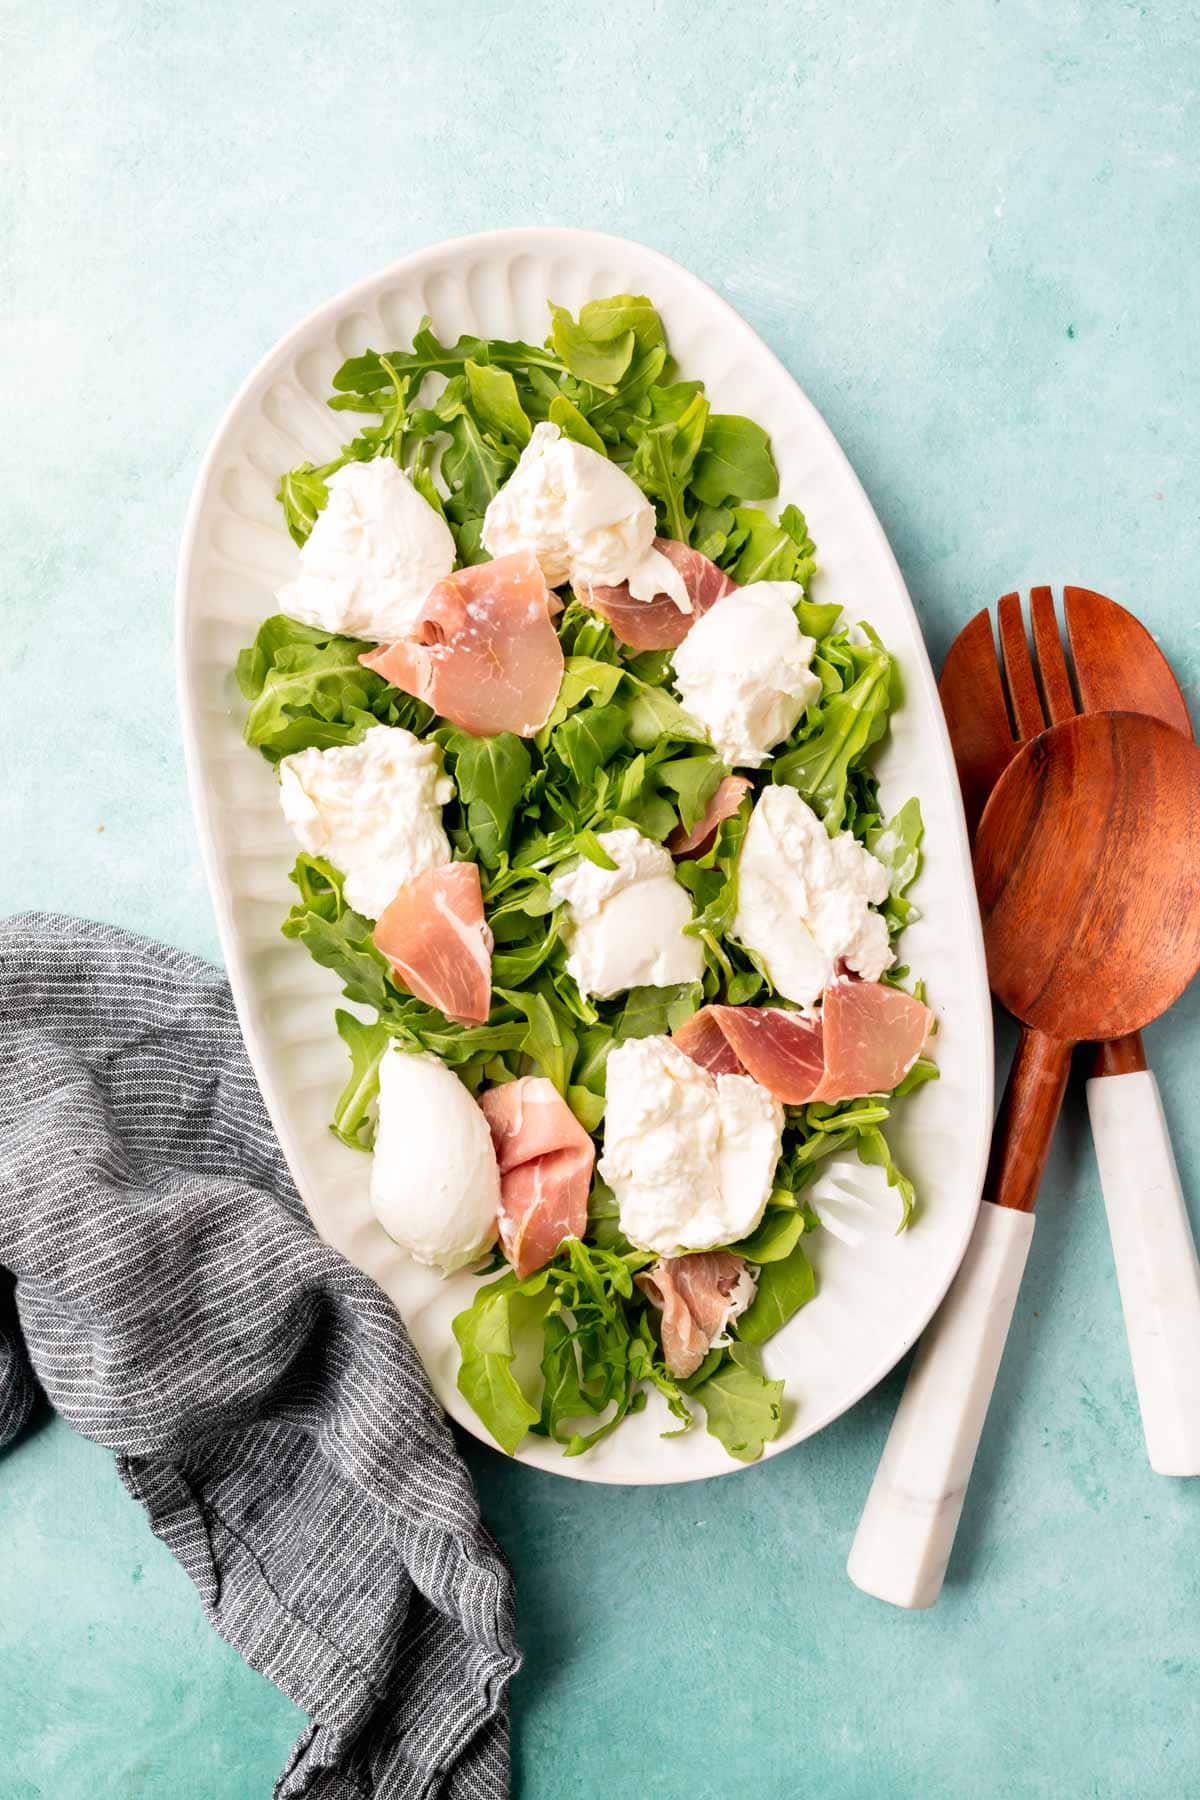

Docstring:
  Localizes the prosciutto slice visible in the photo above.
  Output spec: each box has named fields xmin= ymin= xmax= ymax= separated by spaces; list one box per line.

xmin=360 ymin=549 xmax=564 ymax=737
xmin=673 ymin=984 xmax=934 ymax=1105
xmin=667 ymin=775 xmax=753 ymax=859
xmin=637 ymin=1251 xmax=753 ymax=1379
xmin=701 ymin=1005 xmax=826 ymax=1103
xmin=587 ymin=538 xmax=736 ymax=651
xmin=671 ymin=1006 xmax=747 ymax=1078
xmin=809 ymin=980 xmax=933 ymax=1103
xmin=479 ymin=1077 xmax=594 ymax=1279
xmin=373 ymin=862 xmax=493 ymax=1025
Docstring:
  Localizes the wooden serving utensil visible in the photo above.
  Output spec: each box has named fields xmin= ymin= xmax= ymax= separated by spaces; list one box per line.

xmin=849 ymin=712 xmax=1200 ymax=1608
xmin=940 ymin=585 xmax=1200 ymax=1474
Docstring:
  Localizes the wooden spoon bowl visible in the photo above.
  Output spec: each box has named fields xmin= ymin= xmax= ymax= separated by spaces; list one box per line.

xmin=974 ymin=711 xmax=1200 ymax=1211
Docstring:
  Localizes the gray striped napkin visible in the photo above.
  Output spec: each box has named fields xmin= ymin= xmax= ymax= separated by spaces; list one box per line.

xmin=0 ymin=914 xmax=519 ymax=1799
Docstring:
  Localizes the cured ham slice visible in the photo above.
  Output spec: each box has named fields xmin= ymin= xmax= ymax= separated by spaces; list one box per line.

xmin=667 ymin=775 xmax=753 ymax=859
xmin=636 ymin=1251 xmax=754 ymax=1378
xmin=373 ymin=862 xmax=493 ymax=1026
xmin=809 ymin=980 xmax=933 ymax=1103
xmin=673 ymin=985 xmax=934 ymax=1105
xmin=360 ymin=549 xmax=564 ymax=737
xmin=702 ymin=1005 xmax=826 ymax=1103
xmin=479 ymin=1078 xmax=594 ymax=1279
xmin=671 ymin=1006 xmax=747 ymax=1078
xmin=586 ymin=538 xmax=736 ymax=651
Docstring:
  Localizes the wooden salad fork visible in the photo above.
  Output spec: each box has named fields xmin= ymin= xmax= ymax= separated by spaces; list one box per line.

xmin=940 ymin=586 xmax=1200 ymax=1476
xmin=849 ymin=710 xmax=1200 ymax=1610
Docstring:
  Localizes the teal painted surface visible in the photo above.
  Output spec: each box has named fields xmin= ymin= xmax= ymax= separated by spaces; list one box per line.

xmin=3 ymin=1 xmax=1200 ymax=1794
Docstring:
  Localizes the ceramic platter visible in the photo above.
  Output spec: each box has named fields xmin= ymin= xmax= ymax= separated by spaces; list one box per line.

xmin=177 ymin=228 xmax=993 ymax=1483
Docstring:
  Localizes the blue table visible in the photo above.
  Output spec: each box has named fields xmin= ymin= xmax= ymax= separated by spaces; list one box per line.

xmin=5 ymin=3 xmax=1200 ymax=1794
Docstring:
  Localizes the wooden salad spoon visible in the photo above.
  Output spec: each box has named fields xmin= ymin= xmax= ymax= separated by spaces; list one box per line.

xmin=849 ymin=711 xmax=1200 ymax=1608
xmin=940 ymin=586 xmax=1200 ymax=1475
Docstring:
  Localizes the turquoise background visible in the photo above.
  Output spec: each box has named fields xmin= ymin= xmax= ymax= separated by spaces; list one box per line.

xmin=4 ymin=1 xmax=1200 ymax=1795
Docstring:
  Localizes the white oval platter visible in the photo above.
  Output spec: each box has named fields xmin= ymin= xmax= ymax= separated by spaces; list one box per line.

xmin=176 ymin=227 xmax=993 ymax=1484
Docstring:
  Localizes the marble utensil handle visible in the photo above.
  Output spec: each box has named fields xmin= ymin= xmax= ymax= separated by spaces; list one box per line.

xmin=1088 ymin=1069 xmax=1200 ymax=1476
xmin=847 ymin=1201 xmax=1035 ymax=1609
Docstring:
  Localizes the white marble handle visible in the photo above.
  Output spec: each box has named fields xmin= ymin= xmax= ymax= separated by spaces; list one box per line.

xmin=847 ymin=1201 xmax=1035 ymax=1609
xmin=1088 ymin=1069 xmax=1200 ymax=1476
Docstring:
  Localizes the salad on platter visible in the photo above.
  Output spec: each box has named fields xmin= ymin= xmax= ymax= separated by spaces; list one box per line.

xmin=234 ymin=291 xmax=937 ymax=1465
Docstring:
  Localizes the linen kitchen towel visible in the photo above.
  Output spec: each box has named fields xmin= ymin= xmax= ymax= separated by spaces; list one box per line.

xmin=0 ymin=913 xmax=519 ymax=1799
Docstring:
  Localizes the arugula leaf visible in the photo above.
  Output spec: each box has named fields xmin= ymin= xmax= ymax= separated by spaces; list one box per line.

xmin=331 ymin=1010 xmax=390 ymax=1150
xmin=282 ymin=856 xmax=396 ymax=1011
xmin=332 ymin=320 xmax=565 ymax=396
xmin=586 ymin=343 xmax=669 ymax=433
xmin=453 ymin=1273 xmax=549 ymax=1455
xmin=616 ymin=982 xmax=703 ymax=1041
xmin=690 ymin=415 xmax=779 ymax=508
xmin=465 ymin=358 xmax=532 ymax=448
xmin=577 ymin=293 xmax=665 ymax=354
xmin=538 ymin=655 xmax=626 ymax=740
xmin=772 ymin=644 xmax=893 ymax=829
xmin=409 ymin=438 xmax=447 ymax=518
xmin=722 ymin=504 xmax=818 ymax=587
xmin=736 ymin=1241 xmax=817 ymax=1344
xmin=627 ymin=391 xmax=709 ymax=542
xmin=436 ymin=376 xmax=518 ymax=518
xmin=867 ymin=796 xmax=924 ymax=933
xmin=491 ymin=919 xmax=560 ymax=987
xmin=238 ymin=615 xmax=430 ymax=763
xmin=626 ymin=681 xmax=709 ymax=751
xmin=693 ymin=503 xmax=736 ymax=562
xmin=538 ymin=1311 xmax=596 ymax=1438
xmin=277 ymin=465 xmax=333 ymax=546
xmin=574 ymin=828 xmax=620 ymax=871
xmin=548 ymin=393 xmax=606 ymax=453
xmin=797 ymin=598 xmax=843 ymax=641
xmin=728 ymin=1208 xmax=805 ymax=1264
xmin=236 ymin=613 xmax=335 ymax=699
xmin=655 ymin=753 xmax=726 ymax=833
xmin=551 ymin=703 xmax=627 ymax=785
xmin=692 ymin=1343 xmax=785 ymax=1463
xmin=500 ymin=986 xmax=578 ymax=1095
xmin=548 ymin=303 xmax=635 ymax=389
xmin=444 ymin=730 xmax=531 ymax=869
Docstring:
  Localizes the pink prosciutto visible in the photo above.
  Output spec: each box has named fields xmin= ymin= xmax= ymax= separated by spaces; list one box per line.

xmin=666 ymin=775 xmax=753 ymax=859
xmin=359 ymin=549 xmax=564 ymax=737
xmin=670 ymin=1006 xmax=746 ymax=1078
xmin=373 ymin=862 xmax=493 ymax=1026
xmin=586 ymin=538 xmax=736 ymax=651
xmin=636 ymin=1252 xmax=752 ymax=1379
xmin=810 ymin=980 xmax=933 ymax=1103
xmin=673 ymin=983 xmax=934 ymax=1105
xmin=479 ymin=1077 xmax=594 ymax=1279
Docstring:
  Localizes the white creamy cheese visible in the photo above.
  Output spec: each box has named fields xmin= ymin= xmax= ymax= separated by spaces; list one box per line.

xmin=733 ymin=785 xmax=893 ymax=1005
xmin=599 ymin=1036 xmax=784 ymax=1255
xmin=548 ymin=827 xmax=704 ymax=1000
xmin=277 ymin=458 xmax=456 ymax=641
xmin=278 ymin=725 xmax=453 ymax=919
xmin=670 ymin=580 xmax=822 ymax=767
xmin=370 ymin=1046 xmax=499 ymax=1273
xmin=481 ymin=421 xmax=690 ymax=610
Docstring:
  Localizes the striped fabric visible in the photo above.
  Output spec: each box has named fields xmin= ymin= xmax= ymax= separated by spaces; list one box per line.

xmin=0 ymin=914 xmax=519 ymax=1799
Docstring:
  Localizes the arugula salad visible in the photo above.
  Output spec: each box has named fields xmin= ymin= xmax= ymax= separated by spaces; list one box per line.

xmin=234 ymin=290 xmax=936 ymax=1465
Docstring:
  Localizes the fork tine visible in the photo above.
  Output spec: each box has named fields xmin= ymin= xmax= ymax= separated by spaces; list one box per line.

xmin=1030 ymin=586 xmax=1076 ymax=722
xmin=997 ymin=592 xmax=1045 ymax=738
